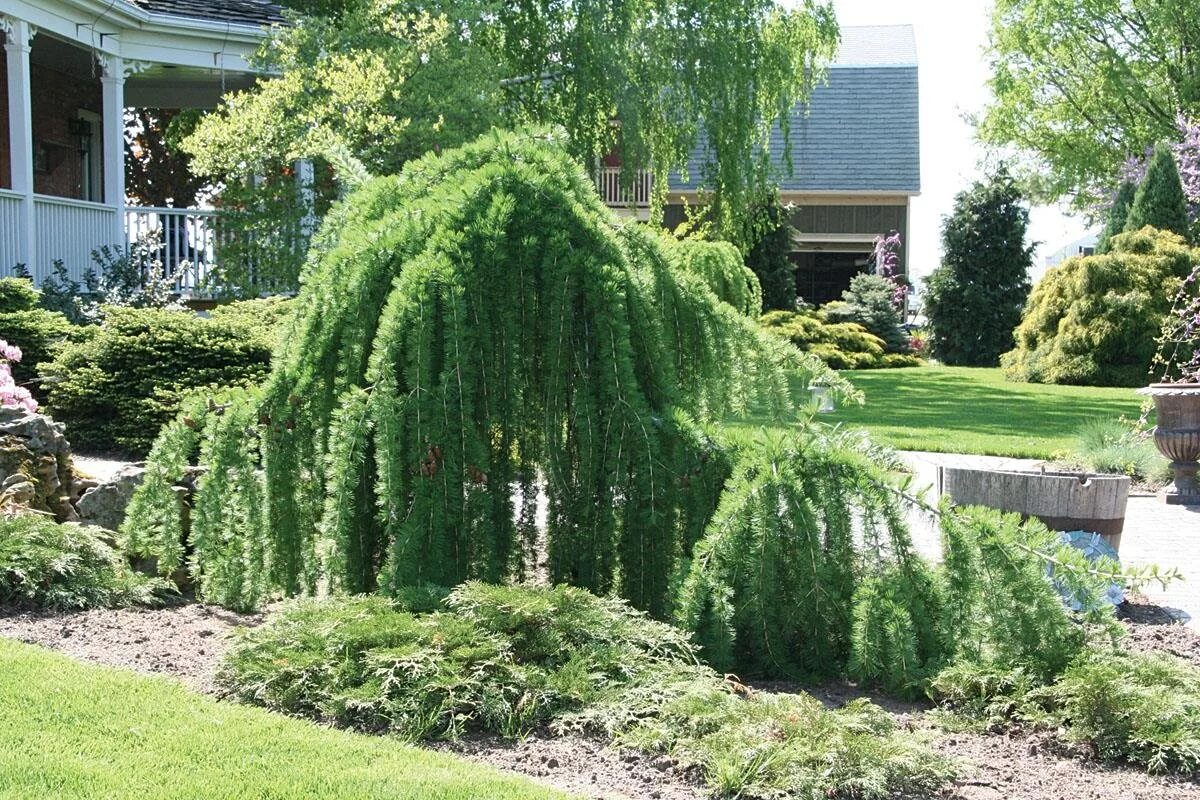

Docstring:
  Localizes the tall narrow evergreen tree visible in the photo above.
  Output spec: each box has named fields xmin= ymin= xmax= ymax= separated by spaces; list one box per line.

xmin=1096 ymin=180 xmax=1136 ymax=254
xmin=924 ymin=171 xmax=1034 ymax=367
xmin=1124 ymin=144 xmax=1191 ymax=241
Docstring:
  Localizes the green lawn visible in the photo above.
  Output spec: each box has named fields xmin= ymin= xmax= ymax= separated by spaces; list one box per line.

xmin=0 ymin=638 xmax=568 ymax=800
xmin=820 ymin=366 xmax=1147 ymax=459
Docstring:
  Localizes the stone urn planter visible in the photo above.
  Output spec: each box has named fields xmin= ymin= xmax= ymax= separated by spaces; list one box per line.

xmin=1139 ymin=383 xmax=1200 ymax=506
xmin=941 ymin=466 xmax=1131 ymax=552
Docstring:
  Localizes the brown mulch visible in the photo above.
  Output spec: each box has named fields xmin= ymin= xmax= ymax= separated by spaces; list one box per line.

xmin=4 ymin=600 xmax=1200 ymax=800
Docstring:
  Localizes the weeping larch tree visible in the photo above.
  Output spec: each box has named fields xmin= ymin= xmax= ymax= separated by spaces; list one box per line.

xmin=124 ymin=132 xmax=1142 ymax=692
xmin=123 ymin=130 xmax=836 ymax=616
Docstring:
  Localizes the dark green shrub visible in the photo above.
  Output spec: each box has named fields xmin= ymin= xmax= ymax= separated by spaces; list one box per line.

xmin=676 ymin=429 xmax=946 ymax=689
xmin=744 ymin=196 xmax=797 ymax=310
xmin=0 ymin=308 xmax=77 ymax=394
xmin=42 ymin=307 xmax=273 ymax=456
xmin=925 ymin=171 xmax=1034 ymax=366
xmin=0 ymin=513 xmax=168 ymax=610
xmin=221 ymin=583 xmax=956 ymax=798
xmin=1097 ymin=180 xmax=1136 ymax=254
xmin=1125 ymin=144 xmax=1191 ymax=242
xmin=824 ymin=273 xmax=909 ymax=353
xmin=0 ymin=278 xmax=40 ymax=314
xmin=1002 ymin=227 xmax=1198 ymax=386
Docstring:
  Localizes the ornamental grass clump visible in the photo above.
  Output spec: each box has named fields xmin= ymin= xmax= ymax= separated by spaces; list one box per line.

xmin=220 ymin=582 xmax=956 ymax=799
xmin=123 ymin=129 xmax=840 ymax=615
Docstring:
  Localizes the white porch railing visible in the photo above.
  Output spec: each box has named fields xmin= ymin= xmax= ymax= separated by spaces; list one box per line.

xmin=34 ymin=195 xmax=120 ymax=283
xmin=124 ymin=206 xmax=226 ymax=291
xmin=594 ymin=167 xmax=653 ymax=208
xmin=0 ymin=190 xmax=22 ymax=271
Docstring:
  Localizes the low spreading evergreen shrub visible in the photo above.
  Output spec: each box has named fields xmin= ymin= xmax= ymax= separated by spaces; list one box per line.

xmin=220 ymin=583 xmax=956 ymax=799
xmin=0 ymin=513 xmax=168 ymax=610
xmin=41 ymin=307 xmax=273 ymax=456
xmin=932 ymin=650 xmax=1200 ymax=776
xmin=760 ymin=310 xmax=921 ymax=370
xmin=207 ymin=296 xmax=297 ymax=348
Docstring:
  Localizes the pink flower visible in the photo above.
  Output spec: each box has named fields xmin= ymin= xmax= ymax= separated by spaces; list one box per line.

xmin=0 ymin=338 xmax=36 ymax=412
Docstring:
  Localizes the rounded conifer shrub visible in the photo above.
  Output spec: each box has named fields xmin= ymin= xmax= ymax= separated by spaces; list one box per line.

xmin=41 ymin=306 xmax=274 ymax=456
xmin=1002 ymin=227 xmax=1199 ymax=387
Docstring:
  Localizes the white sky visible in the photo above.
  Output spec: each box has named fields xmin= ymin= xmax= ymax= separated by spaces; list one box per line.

xmin=828 ymin=0 xmax=1092 ymax=283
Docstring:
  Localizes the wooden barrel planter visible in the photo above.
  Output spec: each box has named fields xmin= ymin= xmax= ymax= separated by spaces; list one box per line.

xmin=940 ymin=467 xmax=1131 ymax=552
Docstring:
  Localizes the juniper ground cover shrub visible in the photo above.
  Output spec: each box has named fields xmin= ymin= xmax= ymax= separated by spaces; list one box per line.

xmin=0 ymin=513 xmax=169 ymax=610
xmin=1002 ymin=227 xmax=1199 ymax=386
xmin=220 ymin=583 xmax=956 ymax=799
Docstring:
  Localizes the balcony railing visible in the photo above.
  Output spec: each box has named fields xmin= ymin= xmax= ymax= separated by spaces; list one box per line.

xmin=594 ymin=167 xmax=653 ymax=208
xmin=124 ymin=206 xmax=226 ymax=292
xmin=0 ymin=190 xmax=22 ymax=272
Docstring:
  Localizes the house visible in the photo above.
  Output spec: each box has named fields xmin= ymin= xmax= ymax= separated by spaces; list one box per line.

xmin=602 ymin=25 xmax=921 ymax=307
xmin=0 ymin=0 xmax=283 ymax=283
xmin=1042 ymin=232 xmax=1099 ymax=271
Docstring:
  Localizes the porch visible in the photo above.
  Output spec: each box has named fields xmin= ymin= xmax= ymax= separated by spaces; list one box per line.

xmin=0 ymin=1 xmax=271 ymax=287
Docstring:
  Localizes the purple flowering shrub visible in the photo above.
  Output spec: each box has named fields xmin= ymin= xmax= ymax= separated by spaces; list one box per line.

xmin=871 ymin=231 xmax=909 ymax=311
xmin=1154 ymin=264 xmax=1200 ymax=383
xmin=1120 ymin=116 xmax=1200 ymax=232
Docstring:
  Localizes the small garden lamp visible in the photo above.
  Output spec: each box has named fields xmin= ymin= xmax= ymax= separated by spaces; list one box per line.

xmin=808 ymin=378 xmax=835 ymax=413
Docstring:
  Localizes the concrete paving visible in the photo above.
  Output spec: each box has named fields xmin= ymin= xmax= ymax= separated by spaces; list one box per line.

xmin=900 ymin=451 xmax=1200 ymax=626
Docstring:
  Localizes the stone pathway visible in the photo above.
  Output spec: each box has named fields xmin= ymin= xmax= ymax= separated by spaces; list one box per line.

xmin=900 ymin=451 xmax=1200 ymax=627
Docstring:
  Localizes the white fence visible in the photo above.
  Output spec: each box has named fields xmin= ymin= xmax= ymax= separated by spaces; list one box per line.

xmin=124 ymin=206 xmax=225 ymax=291
xmin=34 ymin=196 xmax=119 ymax=283
xmin=594 ymin=167 xmax=653 ymax=208
xmin=0 ymin=190 xmax=21 ymax=272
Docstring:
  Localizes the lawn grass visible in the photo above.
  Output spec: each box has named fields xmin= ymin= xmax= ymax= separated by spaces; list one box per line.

xmin=826 ymin=366 xmax=1148 ymax=459
xmin=729 ymin=365 xmax=1148 ymax=460
xmin=0 ymin=638 xmax=568 ymax=800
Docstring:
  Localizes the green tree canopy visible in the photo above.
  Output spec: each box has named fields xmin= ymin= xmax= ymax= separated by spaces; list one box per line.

xmin=185 ymin=0 xmax=839 ymax=243
xmin=1124 ymin=144 xmax=1191 ymax=241
xmin=924 ymin=171 xmax=1034 ymax=367
xmin=979 ymin=0 xmax=1200 ymax=210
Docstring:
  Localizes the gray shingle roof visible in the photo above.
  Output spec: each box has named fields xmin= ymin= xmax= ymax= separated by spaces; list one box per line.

xmin=668 ymin=25 xmax=920 ymax=194
xmin=130 ymin=0 xmax=284 ymax=27
xmin=832 ymin=24 xmax=917 ymax=67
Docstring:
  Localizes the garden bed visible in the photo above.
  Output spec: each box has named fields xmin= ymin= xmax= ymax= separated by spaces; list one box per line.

xmin=3 ymin=600 xmax=1198 ymax=800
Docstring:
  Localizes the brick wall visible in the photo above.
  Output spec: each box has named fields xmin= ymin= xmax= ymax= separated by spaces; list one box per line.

xmin=31 ymin=63 xmax=102 ymax=199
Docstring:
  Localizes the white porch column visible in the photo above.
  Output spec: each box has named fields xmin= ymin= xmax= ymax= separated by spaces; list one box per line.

xmin=2 ymin=16 xmax=36 ymax=270
xmin=100 ymin=56 xmax=126 ymax=247
xmin=295 ymin=158 xmax=317 ymax=241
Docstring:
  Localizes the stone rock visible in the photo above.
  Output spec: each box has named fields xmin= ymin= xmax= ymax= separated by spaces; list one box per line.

xmin=0 ymin=406 xmax=76 ymax=521
xmin=77 ymin=465 xmax=146 ymax=533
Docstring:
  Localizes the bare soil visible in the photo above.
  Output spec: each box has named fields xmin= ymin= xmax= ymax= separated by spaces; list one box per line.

xmin=4 ymin=600 xmax=1200 ymax=800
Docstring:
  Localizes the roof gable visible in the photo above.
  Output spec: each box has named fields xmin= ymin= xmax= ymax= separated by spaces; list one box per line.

xmin=668 ymin=25 xmax=920 ymax=195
